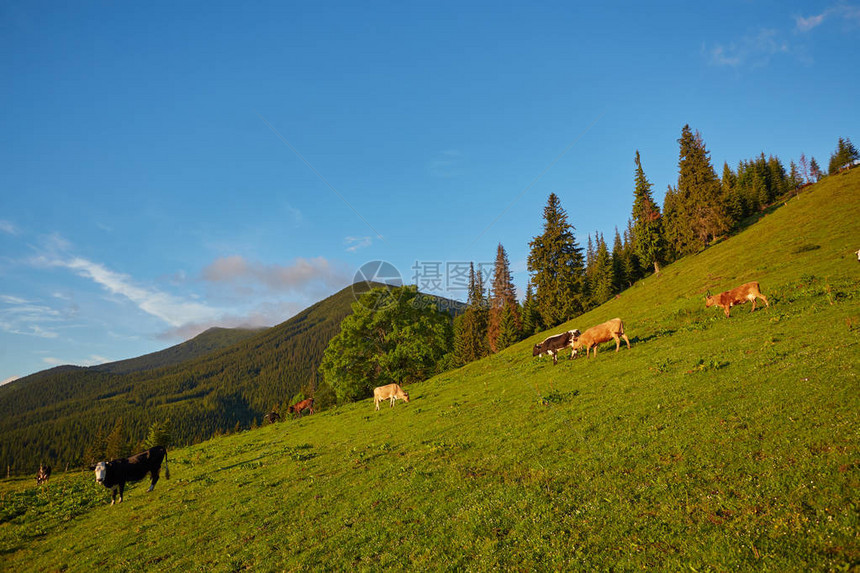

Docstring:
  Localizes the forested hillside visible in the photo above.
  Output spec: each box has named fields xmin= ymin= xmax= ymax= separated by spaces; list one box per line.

xmin=0 ymin=285 xmax=361 ymax=473
xmin=91 ymin=327 xmax=266 ymax=375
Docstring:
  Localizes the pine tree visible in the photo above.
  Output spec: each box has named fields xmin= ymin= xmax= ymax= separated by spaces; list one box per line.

xmin=673 ymin=125 xmax=729 ymax=253
xmin=590 ymin=234 xmax=614 ymax=305
xmin=828 ymin=137 xmax=860 ymax=174
xmin=527 ymin=193 xmax=586 ymax=327
xmin=104 ymin=418 xmax=128 ymax=460
xmin=488 ymin=244 xmax=520 ymax=352
xmin=799 ymin=153 xmax=810 ymax=185
xmin=789 ymin=161 xmax=802 ymax=193
xmin=497 ymin=304 xmax=521 ymax=351
xmin=631 ymin=151 xmax=666 ymax=274
xmin=721 ymin=162 xmax=744 ymax=226
xmin=520 ymin=283 xmax=542 ymax=336
xmin=453 ymin=264 xmax=490 ymax=364
xmin=610 ymin=228 xmax=626 ymax=294
xmin=623 ymin=219 xmax=643 ymax=282
xmin=144 ymin=420 xmax=172 ymax=449
xmin=810 ymin=157 xmax=823 ymax=181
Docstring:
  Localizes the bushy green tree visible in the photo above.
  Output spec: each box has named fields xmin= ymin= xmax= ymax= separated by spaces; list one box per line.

xmin=527 ymin=193 xmax=586 ymax=327
xmin=320 ymin=286 xmax=453 ymax=403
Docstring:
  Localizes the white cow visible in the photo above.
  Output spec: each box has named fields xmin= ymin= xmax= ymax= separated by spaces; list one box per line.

xmin=374 ymin=383 xmax=410 ymax=410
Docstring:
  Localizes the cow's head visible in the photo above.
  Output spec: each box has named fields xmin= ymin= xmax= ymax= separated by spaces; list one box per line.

xmin=704 ymin=290 xmax=714 ymax=308
xmin=93 ymin=461 xmax=108 ymax=484
xmin=532 ymin=344 xmax=541 ymax=357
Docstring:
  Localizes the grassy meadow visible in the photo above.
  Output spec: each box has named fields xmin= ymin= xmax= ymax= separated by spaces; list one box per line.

xmin=1 ymin=170 xmax=858 ymax=571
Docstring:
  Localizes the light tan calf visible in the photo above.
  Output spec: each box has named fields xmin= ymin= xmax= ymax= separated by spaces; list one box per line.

xmin=705 ymin=281 xmax=769 ymax=317
xmin=374 ymin=383 xmax=410 ymax=410
xmin=570 ymin=318 xmax=630 ymax=358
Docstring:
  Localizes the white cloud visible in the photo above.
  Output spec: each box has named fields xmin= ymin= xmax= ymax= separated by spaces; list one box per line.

xmin=796 ymin=4 xmax=860 ymax=32
xmin=36 ymin=255 xmax=221 ymax=328
xmin=0 ymin=220 xmax=19 ymax=235
xmin=0 ymin=295 xmax=62 ymax=338
xmin=706 ymin=28 xmax=790 ymax=68
xmin=201 ymin=255 xmax=350 ymax=293
xmin=796 ymin=13 xmax=826 ymax=32
xmin=344 ymin=236 xmax=372 ymax=252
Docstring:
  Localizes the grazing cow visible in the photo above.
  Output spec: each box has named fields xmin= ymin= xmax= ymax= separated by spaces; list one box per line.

xmin=288 ymin=398 xmax=315 ymax=418
xmin=92 ymin=446 xmax=169 ymax=505
xmin=373 ymin=383 xmax=410 ymax=410
xmin=36 ymin=464 xmax=51 ymax=485
xmin=532 ymin=330 xmax=579 ymax=365
xmin=570 ymin=318 xmax=630 ymax=358
xmin=705 ymin=281 xmax=769 ymax=317
xmin=264 ymin=411 xmax=281 ymax=424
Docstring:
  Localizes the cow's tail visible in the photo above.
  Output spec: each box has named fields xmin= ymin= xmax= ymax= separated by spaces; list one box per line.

xmin=164 ymin=448 xmax=170 ymax=480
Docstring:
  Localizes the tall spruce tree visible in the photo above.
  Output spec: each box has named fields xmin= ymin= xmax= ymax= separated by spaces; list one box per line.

xmin=610 ymin=228 xmax=626 ymax=294
xmin=590 ymin=233 xmax=614 ymax=305
xmin=453 ymin=264 xmax=490 ymax=364
xmin=520 ymin=283 xmax=542 ymax=336
xmin=721 ymin=162 xmax=744 ymax=226
xmin=810 ymin=157 xmax=823 ymax=181
xmin=681 ymin=125 xmax=728 ymax=250
xmin=527 ymin=193 xmax=586 ymax=327
xmin=488 ymin=244 xmax=520 ymax=352
xmin=631 ymin=151 xmax=666 ymax=274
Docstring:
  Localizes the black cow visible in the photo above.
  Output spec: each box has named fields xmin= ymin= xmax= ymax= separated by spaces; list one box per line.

xmin=92 ymin=446 xmax=169 ymax=505
xmin=36 ymin=464 xmax=51 ymax=485
xmin=264 ymin=411 xmax=281 ymax=424
xmin=532 ymin=330 xmax=579 ymax=365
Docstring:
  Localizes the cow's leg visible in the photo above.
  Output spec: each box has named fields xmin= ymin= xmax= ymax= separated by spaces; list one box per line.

xmin=622 ymin=334 xmax=630 ymax=349
xmin=375 ymin=398 xmax=380 ymax=411
xmin=390 ymin=396 xmax=395 ymax=407
xmin=760 ymin=294 xmax=769 ymax=308
xmin=614 ymin=334 xmax=621 ymax=352
xmin=111 ymin=486 xmax=118 ymax=505
xmin=148 ymin=468 xmax=160 ymax=492
xmin=750 ymin=298 xmax=756 ymax=312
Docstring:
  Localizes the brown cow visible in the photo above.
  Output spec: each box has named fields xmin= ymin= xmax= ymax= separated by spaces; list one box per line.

xmin=373 ymin=383 xmax=409 ymax=410
xmin=288 ymin=398 xmax=314 ymax=418
xmin=705 ymin=281 xmax=769 ymax=317
xmin=570 ymin=318 xmax=630 ymax=358
xmin=532 ymin=330 xmax=579 ymax=365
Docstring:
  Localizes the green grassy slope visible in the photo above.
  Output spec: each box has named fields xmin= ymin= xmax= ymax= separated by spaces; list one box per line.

xmin=1 ymin=171 xmax=858 ymax=571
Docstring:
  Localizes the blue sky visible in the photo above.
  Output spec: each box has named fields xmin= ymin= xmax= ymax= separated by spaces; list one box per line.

xmin=2 ymin=1 xmax=858 ymax=383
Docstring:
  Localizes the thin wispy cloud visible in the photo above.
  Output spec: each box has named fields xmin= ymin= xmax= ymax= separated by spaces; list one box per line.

xmin=35 ymin=255 xmax=221 ymax=328
xmin=0 ymin=220 xmax=19 ymax=235
xmin=344 ymin=236 xmax=372 ymax=252
xmin=796 ymin=3 xmax=860 ymax=32
xmin=706 ymin=28 xmax=790 ymax=68
xmin=0 ymin=294 xmax=62 ymax=338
